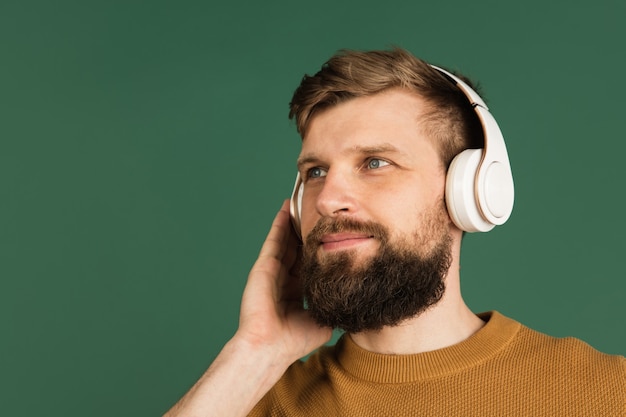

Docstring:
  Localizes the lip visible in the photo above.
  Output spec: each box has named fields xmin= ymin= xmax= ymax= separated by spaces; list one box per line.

xmin=320 ymin=233 xmax=374 ymax=251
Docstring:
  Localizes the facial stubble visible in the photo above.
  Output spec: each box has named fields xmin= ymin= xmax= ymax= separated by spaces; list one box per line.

xmin=300 ymin=207 xmax=452 ymax=334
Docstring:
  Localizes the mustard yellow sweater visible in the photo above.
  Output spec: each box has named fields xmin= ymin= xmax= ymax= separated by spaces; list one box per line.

xmin=250 ymin=312 xmax=625 ymax=416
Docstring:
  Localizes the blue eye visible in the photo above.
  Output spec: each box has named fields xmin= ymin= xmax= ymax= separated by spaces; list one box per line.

xmin=367 ymin=158 xmax=389 ymax=169
xmin=308 ymin=167 xmax=327 ymax=178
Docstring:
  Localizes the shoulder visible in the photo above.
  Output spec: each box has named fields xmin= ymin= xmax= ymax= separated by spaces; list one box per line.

xmin=512 ymin=314 xmax=623 ymax=360
xmin=475 ymin=312 xmax=626 ymax=414
xmin=493 ymin=312 xmax=626 ymax=385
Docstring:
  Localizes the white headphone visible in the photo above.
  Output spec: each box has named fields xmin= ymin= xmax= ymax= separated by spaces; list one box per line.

xmin=290 ymin=65 xmax=514 ymax=235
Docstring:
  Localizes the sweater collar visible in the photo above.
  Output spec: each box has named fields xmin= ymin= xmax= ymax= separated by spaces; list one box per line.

xmin=335 ymin=311 xmax=520 ymax=383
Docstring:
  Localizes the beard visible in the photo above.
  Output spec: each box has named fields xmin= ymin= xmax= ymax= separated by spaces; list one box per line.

xmin=300 ymin=207 xmax=452 ymax=334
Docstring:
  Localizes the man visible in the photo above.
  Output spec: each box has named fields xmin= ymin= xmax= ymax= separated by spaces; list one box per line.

xmin=165 ymin=48 xmax=625 ymax=416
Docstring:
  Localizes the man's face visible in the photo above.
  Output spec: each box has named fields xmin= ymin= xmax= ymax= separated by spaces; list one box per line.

xmin=297 ymin=88 xmax=454 ymax=333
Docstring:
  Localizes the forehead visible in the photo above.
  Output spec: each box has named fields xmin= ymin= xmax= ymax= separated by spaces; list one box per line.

xmin=299 ymin=88 xmax=438 ymax=163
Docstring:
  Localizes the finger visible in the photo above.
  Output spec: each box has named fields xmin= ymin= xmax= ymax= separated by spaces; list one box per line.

xmin=247 ymin=200 xmax=297 ymax=297
xmin=282 ymin=218 xmax=302 ymax=270
xmin=257 ymin=200 xmax=292 ymax=263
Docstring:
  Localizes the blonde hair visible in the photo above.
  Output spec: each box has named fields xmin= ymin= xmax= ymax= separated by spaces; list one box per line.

xmin=289 ymin=48 xmax=483 ymax=168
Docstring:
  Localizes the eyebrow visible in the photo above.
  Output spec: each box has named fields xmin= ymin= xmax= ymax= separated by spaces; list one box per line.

xmin=297 ymin=143 xmax=403 ymax=170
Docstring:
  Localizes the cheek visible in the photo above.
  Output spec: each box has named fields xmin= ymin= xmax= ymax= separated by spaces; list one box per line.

xmin=299 ymin=191 xmax=319 ymax=239
xmin=381 ymin=189 xmax=446 ymax=240
xmin=387 ymin=206 xmax=422 ymax=238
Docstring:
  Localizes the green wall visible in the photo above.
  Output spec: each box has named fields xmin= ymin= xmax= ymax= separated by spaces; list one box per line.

xmin=2 ymin=1 xmax=624 ymax=415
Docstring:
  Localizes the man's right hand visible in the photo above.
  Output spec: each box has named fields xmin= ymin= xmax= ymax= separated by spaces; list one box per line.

xmin=164 ymin=200 xmax=332 ymax=417
xmin=236 ymin=199 xmax=333 ymax=363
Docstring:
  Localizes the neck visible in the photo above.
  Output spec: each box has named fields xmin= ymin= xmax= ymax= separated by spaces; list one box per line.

xmin=349 ymin=235 xmax=484 ymax=355
xmin=349 ymin=296 xmax=484 ymax=355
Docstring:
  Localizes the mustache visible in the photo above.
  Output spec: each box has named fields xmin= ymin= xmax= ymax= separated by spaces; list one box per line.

xmin=305 ymin=217 xmax=389 ymax=247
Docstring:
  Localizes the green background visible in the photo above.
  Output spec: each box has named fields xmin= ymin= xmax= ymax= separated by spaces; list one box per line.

xmin=2 ymin=1 xmax=624 ymax=415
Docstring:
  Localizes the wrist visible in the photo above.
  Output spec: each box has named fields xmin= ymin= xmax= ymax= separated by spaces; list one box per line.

xmin=164 ymin=335 xmax=293 ymax=417
xmin=227 ymin=332 xmax=296 ymax=380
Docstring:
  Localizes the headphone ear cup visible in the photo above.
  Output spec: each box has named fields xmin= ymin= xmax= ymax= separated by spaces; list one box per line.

xmin=289 ymin=174 xmax=304 ymax=240
xmin=445 ymin=149 xmax=495 ymax=232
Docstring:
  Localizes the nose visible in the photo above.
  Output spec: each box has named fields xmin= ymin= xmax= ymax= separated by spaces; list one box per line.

xmin=314 ymin=169 xmax=357 ymax=218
